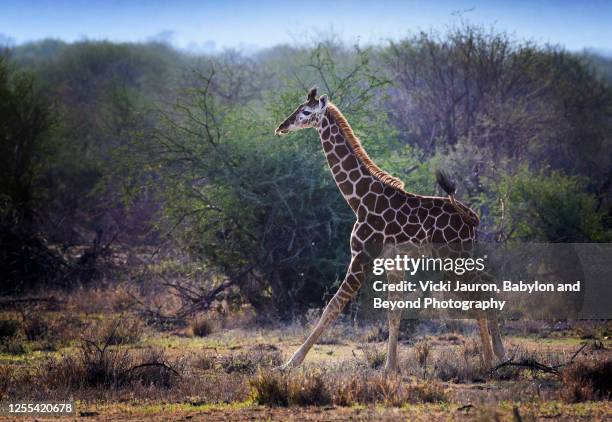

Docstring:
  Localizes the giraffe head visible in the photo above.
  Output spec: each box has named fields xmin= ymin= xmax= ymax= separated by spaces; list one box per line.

xmin=275 ymin=87 xmax=328 ymax=135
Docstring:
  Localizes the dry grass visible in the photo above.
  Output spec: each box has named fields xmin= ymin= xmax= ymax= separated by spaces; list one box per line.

xmin=414 ymin=339 xmax=431 ymax=374
xmin=560 ymin=356 xmax=612 ymax=402
xmin=360 ymin=323 xmax=388 ymax=343
xmin=0 ymin=317 xmax=27 ymax=354
xmin=1 ymin=292 xmax=611 ymax=420
xmin=220 ymin=344 xmax=283 ymax=374
xmin=41 ymin=343 xmax=182 ymax=390
xmin=249 ymin=366 xmax=447 ymax=407
xmin=65 ymin=284 xmax=139 ymax=313
xmin=250 ymin=369 xmax=330 ymax=406
xmin=359 ymin=343 xmax=387 ymax=369
xmin=87 ymin=316 xmax=146 ymax=346
xmin=190 ymin=317 xmax=215 ymax=337
xmin=0 ymin=365 xmax=14 ymax=400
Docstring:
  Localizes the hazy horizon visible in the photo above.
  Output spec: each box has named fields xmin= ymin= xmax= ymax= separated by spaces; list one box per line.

xmin=1 ymin=0 xmax=612 ymax=55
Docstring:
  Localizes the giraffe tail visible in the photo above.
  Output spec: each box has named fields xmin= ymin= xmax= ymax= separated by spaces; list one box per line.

xmin=435 ymin=170 xmax=480 ymax=227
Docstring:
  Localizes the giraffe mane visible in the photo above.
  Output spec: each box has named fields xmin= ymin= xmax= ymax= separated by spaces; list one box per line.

xmin=326 ymin=103 xmax=406 ymax=191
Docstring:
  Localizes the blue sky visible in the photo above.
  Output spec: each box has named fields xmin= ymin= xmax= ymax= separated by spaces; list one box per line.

xmin=1 ymin=0 xmax=611 ymax=53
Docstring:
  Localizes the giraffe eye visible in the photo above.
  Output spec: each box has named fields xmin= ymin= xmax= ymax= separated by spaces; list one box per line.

xmin=302 ymin=110 xmax=311 ymax=116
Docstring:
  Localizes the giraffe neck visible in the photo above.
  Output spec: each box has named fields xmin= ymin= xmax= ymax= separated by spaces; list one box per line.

xmin=317 ymin=109 xmax=377 ymax=212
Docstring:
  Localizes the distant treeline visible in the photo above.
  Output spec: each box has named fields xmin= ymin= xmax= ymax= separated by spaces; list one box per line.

xmin=1 ymin=25 xmax=611 ymax=319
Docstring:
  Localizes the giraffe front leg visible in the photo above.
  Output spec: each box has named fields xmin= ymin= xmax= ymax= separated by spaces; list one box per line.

xmin=278 ymin=256 xmax=368 ymax=370
xmin=385 ymin=270 xmax=404 ymax=373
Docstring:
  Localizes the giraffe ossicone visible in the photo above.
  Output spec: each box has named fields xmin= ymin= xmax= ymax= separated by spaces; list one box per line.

xmin=274 ymin=87 xmax=505 ymax=372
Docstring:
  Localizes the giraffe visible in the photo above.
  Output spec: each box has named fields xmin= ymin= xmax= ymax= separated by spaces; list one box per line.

xmin=274 ymin=87 xmax=505 ymax=371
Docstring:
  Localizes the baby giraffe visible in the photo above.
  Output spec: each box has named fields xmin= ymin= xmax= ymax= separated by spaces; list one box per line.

xmin=275 ymin=87 xmax=505 ymax=372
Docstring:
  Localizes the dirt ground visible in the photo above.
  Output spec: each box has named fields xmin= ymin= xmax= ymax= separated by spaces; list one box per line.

xmin=1 ymin=310 xmax=611 ymax=421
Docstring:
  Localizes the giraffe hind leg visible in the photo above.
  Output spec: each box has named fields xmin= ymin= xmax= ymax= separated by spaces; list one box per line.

xmin=488 ymin=318 xmax=506 ymax=361
xmin=477 ymin=318 xmax=494 ymax=368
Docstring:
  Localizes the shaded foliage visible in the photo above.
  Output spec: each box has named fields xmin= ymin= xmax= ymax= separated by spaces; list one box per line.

xmin=0 ymin=53 xmax=65 ymax=292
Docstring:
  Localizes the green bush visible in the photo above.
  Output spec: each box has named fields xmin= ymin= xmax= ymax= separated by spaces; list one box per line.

xmin=487 ymin=167 xmax=608 ymax=242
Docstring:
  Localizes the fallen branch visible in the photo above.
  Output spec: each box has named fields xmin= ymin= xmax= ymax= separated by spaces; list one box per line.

xmin=457 ymin=404 xmax=475 ymax=412
xmin=491 ymin=358 xmax=560 ymax=376
xmin=491 ymin=341 xmax=597 ymax=377
xmin=569 ymin=342 xmax=589 ymax=363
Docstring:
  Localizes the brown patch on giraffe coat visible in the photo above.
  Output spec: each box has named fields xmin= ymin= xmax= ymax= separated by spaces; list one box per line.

xmin=364 ymin=233 xmax=384 ymax=256
xmin=444 ymin=226 xmax=458 ymax=242
xmin=362 ymin=193 xmax=376 ymax=209
xmin=421 ymin=199 xmax=433 ymax=209
xmin=342 ymin=156 xmax=358 ymax=171
xmin=385 ymin=222 xmax=401 ymax=235
xmin=322 ymin=127 xmax=330 ymax=139
xmin=442 ymin=202 xmax=455 ymax=214
xmin=375 ymin=196 xmax=389 ymax=214
xmin=395 ymin=232 xmax=410 ymax=243
xmin=389 ymin=192 xmax=405 ymax=209
xmin=383 ymin=186 xmax=395 ymax=196
xmin=382 ymin=209 xmax=395 ymax=221
xmin=450 ymin=214 xmax=462 ymax=228
xmin=415 ymin=227 xmax=427 ymax=239
xmin=417 ymin=208 xmax=427 ymax=221
xmin=349 ymin=169 xmax=361 ymax=182
xmin=404 ymin=224 xmax=420 ymax=236
xmin=335 ymin=144 xmax=349 ymax=158
xmin=406 ymin=197 xmax=419 ymax=207
xmin=437 ymin=213 xmax=450 ymax=227
xmin=369 ymin=232 xmax=384 ymax=243
xmin=371 ymin=182 xmax=383 ymax=194
xmin=327 ymin=154 xmax=340 ymax=167
xmin=338 ymin=181 xmax=353 ymax=195
xmin=368 ymin=214 xmax=385 ymax=231
xmin=357 ymin=205 xmax=367 ymax=221
xmin=356 ymin=223 xmax=373 ymax=240
xmin=346 ymin=274 xmax=361 ymax=291
xmin=356 ymin=179 xmax=370 ymax=196
xmin=423 ymin=215 xmax=435 ymax=229
xmin=396 ymin=211 xmax=407 ymax=225
xmin=432 ymin=230 xmax=445 ymax=243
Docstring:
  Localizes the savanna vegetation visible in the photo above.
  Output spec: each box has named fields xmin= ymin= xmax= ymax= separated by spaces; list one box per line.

xmin=1 ymin=25 xmax=611 ymax=420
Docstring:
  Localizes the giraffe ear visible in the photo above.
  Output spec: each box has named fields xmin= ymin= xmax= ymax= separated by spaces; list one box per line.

xmin=318 ymin=94 xmax=328 ymax=110
xmin=307 ymin=86 xmax=317 ymax=101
